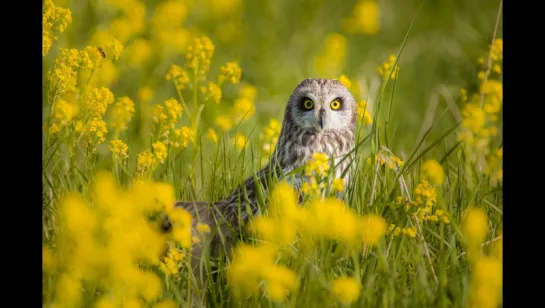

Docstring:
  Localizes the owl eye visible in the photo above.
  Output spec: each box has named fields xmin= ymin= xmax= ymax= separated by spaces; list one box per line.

xmin=303 ymin=98 xmax=314 ymax=110
xmin=330 ymin=99 xmax=342 ymax=110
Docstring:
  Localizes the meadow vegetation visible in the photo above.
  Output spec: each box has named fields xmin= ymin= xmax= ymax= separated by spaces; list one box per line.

xmin=42 ymin=0 xmax=503 ymax=307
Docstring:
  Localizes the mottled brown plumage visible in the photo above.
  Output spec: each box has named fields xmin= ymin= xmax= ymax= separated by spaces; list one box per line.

xmin=164 ymin=78 xmax=357 ymax=304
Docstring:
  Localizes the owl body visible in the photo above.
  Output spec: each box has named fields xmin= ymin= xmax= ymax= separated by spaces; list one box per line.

xmin=167 ymin=78 xmax=358 ymax=304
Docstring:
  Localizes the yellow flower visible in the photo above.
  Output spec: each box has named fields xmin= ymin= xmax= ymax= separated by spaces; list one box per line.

xmin=207 ymin=128 xmax=218 ymax=143
xmin=137 ymin=150 xmax=157 ymax=174
xmin=154 ymin=300 xmax=177 ymax=308
xmin=421 ymin=159 xmax=445 ymax=185
xmin=109 ymin=96 xmax=135 ymax=133
xmin=201 ymin=81 xmax=222 ymax=103
xmin=173 ymin=126 xmax=195 ymax=149
xmin=43 ymin=245 xmax=56 ymax=272
xmin=338 ymin=74 xmax=352 ymax=89
xmin=305 ymin=198 xmax=360 ymax=246
xmin=330 ymin=276 xmax=361 ymax=305
xmin=216 ymin=116 xmax=233 ymax=131
xmin=377 ymin=54 xmax=400 ymax=80
xmin=401 ymin=227 xmax=417 ymax=238
xmin=305 ymin=152 xmax=330 ymax=177
xmin=123 ymin=39 xmax=152 ymax=67
xmin=232 ymin=97 xmax=255 ymax=122
xmin=54 ymin=274 xmax=82 ymax=307
xmin=361 ymin=214 xmax=387 ymax=246
xmin=234 ymin=133 xmax=248 ymax=150
xmin=227 ymin=243 xmax=278 ymax=294
xmin=138 ymin=87 xmax=154 ymax=103
xmin=86 ymin=118 xmax=108 ymax=147
xmin=264 ymin=265 xmax=297 ymax=302
xmin=357 ymin=101 xmax=373 ymax=125
xmin=314 ymin=33 xmax=347 ymax=78
xmin=42 ymin=0 xmax=72 ymax=57
xmin=219 ymin=61 xmax=242 ymax=84
xmin=197 ymin=223 xmax=211 ymax=233
xmin=109 ymin=139 xmax=128 ymax=158
xmin=166 ymin=64 xmax=190 ymax=90
xmin=186 ymin=35 xmax=215 ymax=77
xmin=84 ymin=87 xmax=115 ymax=117
xmin=343 ymin=0 xmax=380 ymax=35
xmin=239 ymin=84 xmax=257 ymax=100
xmin=152 ymin=141 xmax=168 ymax=164
xmin=332 ymin=178 xmax=345 ymax=192
xmin=462 ymin=207 xmax=489 ymax=246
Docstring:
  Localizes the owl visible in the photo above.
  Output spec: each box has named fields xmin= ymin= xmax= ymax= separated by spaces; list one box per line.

xmin=163 ymin=78 xmax=357 ymax=302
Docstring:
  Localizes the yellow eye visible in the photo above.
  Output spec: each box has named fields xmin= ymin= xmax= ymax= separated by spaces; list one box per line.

xmin=330 ymin=99 xmax=341 ymax=110
xmin=303 ymin=99 xmax=314 ymax=110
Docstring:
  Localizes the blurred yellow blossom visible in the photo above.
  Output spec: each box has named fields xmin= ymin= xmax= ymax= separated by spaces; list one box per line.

xmin=338 ymin=74 xmax=352 ymax=89
xmin=314 ymin=33 xmax=347 ymax=78
xmin=361 ymin=214 xmax=387 ymax=246
xmin=201 ymin=81 xmax=222 ymax=103
xmin=109 ymin=96 xmax=135 ymax=134
xmin=234 ymin=133 xmax=248 ymax=150
xmin=216 ymin=116 xmax=233 ymax=131
xmin=207 ymin=128 xmax=218 ymax=143
xmin=331 ymin=277 xmax=361 ymax=305
xmin=377 ymin=54 xmax=400 ymax=80
xmin=343 ymin=0 xmax=380 ymax=35
xmin=357 ymin=101 xmax=373 ymax=125
xmin=421 ymin=159 xmax=445 ymax=185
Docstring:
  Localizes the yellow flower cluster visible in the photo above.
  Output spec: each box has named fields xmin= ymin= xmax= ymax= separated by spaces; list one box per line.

xmin=173 ymin=126 xmax=196 ymax=149
xmin=43 ymin=172 xmax=179 ymax=307
xmin=159 ymin=247 xmax=185 ymax=277
xmin=368 ymin=150 xmax=404 ymax=171
xmin=186 ymin=36 xmax=215 ymax=77
xmin=152 ymin=98 xmax=187 ymax=144
xmin=97 ymin=0 xmax=146 ymax=45
xmin=420 ymin=159 xmax=445 ymax=185
xmin=477 ymin=38 xmax=503 ymax=80
xmin=377 ymin=55 xmax=400 ymax=80
xmin=151 ymin=0 xmax=190 ymax=54
xmin=200 ymin=81 xmax=222 ymax=104
xmin=260 ymin=119 xmax=282 ymax=156
xmin=86 ymin=118 xmax=108 ymax=149
xmin=42 ymin=0 xmax=72 ymax=57
xmin=304 ymin=152 xmax=330 ymax=177
xmin=457 ymin=38 xmax=502 ymax=187
xmin=227 ymin=243 xmax=297 ymax=301
xmin=85 ymin=87 xmax=116 ymax=118
xmin=357 ymin=100 xmax=373 ymax=125
xmin=253 ymin=182 xmax=388 ymax=249
xmin=342 ymin=0 xmax=380 ymax=35
xmin=396 ymin=180 xmax=450 ymax=225
xmin=218 ymin=61 xmax=242 ymax=85
xmin=233 ymin=133 xmax=248 ymax=150
xmin=461 ymin=208 xmax=502 ymax=308
xmin=90 ymin=32 xmax=124 ymax=61
xmin=314 ymin=33 xmax=347 ymax=78
xmin=49 ymin=99 xmax=79 ymax=135
xmin=207 ymin=128 xmax=219 ymax=143
xmin=109 ymin=139 xmax=129 ymax=158
xmin=330 ymin=276 xmax=361 ymax=304
xmin=231 ymin=84 xmax=257 ymax=123
xmin=166 ymin=64 xmax=191 ymax=91
xmin=108 ymin=96 xmax=135 ymax=134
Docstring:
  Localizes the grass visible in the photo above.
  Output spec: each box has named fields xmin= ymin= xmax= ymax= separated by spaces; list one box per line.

xmin=42 ymin=0 xmax=503 ymax=307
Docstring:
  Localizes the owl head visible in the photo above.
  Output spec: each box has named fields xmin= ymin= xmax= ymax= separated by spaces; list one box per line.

xmin=285 ymin=78 xmax=357 ymax=132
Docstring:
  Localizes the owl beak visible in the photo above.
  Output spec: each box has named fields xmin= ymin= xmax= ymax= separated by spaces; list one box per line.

xmin=318 ymin=109 xmax=325 ymax=129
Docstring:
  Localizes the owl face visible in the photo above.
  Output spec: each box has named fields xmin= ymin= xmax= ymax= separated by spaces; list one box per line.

xmin=288 ymin=78 xmax=357 ymax=132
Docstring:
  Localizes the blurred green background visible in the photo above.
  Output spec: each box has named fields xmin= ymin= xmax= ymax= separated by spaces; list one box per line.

xmin=43 ymin=0 xmax=502 ymax=161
